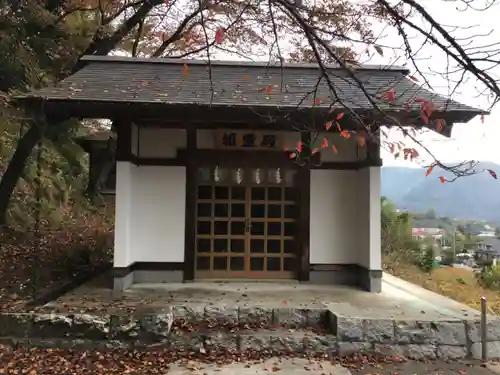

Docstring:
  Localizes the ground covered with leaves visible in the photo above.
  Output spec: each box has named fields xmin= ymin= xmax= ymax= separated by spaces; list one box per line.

xmin=384 ymin=256 xmax=500 ymax=315
xmin=0 ymin=226 xmax=112 ymax=311
xmin=0 ymin=347 xmax=491 ymax=375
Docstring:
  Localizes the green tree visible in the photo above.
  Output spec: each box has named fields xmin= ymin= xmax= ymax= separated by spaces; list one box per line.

xmin=381 ymin=196 xmax=414 ymax=254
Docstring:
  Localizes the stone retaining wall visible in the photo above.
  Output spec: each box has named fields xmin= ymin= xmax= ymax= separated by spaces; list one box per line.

xmin=1 ymin=307 xmax=500 ymax=360
xmin=335 ymin=316 xmax=500 ymax=360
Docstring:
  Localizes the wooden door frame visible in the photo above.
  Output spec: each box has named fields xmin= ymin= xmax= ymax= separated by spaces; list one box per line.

xmin=183 ymin=146 xmax=310 ymax=282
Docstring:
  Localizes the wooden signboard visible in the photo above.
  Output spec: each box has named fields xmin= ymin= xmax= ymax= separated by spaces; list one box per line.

xmin=214 ymin=130 xmax=284 ymax=150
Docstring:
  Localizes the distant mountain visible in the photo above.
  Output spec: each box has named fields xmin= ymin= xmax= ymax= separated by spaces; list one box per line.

xmin=381 ymin=162 xmax=500 ymax=223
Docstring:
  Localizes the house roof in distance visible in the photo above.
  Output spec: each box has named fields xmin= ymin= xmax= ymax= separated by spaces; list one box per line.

xmin=478 ymin=238 xmax=500 ymax=253
xmin=14 ymin=56 xmax=484 ymax=129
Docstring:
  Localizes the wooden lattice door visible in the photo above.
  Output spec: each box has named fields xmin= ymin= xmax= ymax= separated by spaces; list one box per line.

xmin=194 ymin=167 xmax=299 ymax=279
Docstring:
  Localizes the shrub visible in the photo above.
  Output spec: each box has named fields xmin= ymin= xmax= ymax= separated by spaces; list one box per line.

xmin=475 ymin=265 xmax=500 ymax=290
xmin=415 ymin=247 xmax=435 ymax=273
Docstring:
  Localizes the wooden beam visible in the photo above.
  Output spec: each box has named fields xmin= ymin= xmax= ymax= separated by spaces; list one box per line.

xmin=115 ymin=119 xmax=131 ymax=162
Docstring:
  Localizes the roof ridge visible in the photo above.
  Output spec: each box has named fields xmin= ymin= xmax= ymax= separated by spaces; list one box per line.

xmin=80 ymin=55 xmax=410 ymax=73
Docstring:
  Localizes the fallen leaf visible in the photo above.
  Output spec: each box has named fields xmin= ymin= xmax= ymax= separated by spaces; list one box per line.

xmin=243 ymin=75 xmax=249 ymax=81
xmin=183 ymin=63 xmax=189 ymax=77
xmin=265 ymin=85 xmax=272 ymax=95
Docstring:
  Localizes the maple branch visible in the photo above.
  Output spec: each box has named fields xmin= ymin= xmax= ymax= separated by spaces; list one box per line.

xmin=198 ymin=1 xmax=215 ymax=105
xmin=103 ymin=0 xmax=146 ymax=25
xmin=376 ymin=0 xmax=500 ymax=104
xmin=152 ymin=8 xmax=205 ymax=57
xmin=132 ymin=19 xmax=145 ymax=57
xmin=274 ymin=0 xmax=472 ymax=176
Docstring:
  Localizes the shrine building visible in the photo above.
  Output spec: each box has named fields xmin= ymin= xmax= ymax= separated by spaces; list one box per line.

xmin=14 ymin=56 xmax=482 ymax=292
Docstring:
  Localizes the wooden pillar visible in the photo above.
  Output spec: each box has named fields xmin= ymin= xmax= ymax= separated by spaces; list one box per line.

xmin=183 ymin=127 xmax=197 ymax=281
xmin=297 ymin=131 xmax=311 ymax=281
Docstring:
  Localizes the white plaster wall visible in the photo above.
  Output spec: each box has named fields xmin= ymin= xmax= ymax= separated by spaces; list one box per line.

xmin=114 ymin=163 xmax=186 ymax=266
xmin=130 ymin=166 xmax=186 ymax=263
xmin=114 ymin=162 xmax=135 ymax=267
xmin=309 ymin=170 xmax=359 ymax=264
xmin=309 ymin=167 xmax=381 ymax=268
xmin=131 ymin=125 xmax=186 ymax=158
xmin=356 ymin=167 xmax=382 ymax=270
xmin=356 ymin=169 xmax=370 ymax=268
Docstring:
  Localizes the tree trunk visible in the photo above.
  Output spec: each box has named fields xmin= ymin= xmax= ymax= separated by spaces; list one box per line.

xmin=0 ymin=124 xmax=43 ymax=227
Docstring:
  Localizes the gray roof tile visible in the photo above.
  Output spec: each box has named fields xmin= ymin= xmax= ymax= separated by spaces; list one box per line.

xmin=17 ymin=56 xmax=481 ymax=120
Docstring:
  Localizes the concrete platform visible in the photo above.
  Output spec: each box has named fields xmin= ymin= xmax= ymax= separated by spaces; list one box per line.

xmin=2 ymin=272 xmax=499 ymax=360
xmin=35 ymin=272 xmax=481 ymax=319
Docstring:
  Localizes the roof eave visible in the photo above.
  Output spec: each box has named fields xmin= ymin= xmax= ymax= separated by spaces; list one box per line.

xmin=14 ymin=97 xmax=483 ymax=132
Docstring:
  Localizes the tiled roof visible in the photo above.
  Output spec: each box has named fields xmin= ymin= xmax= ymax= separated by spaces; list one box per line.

xmin=478 ymin=238 xmax=500 ymax=253
xmin=16 ymin=56 xmax=481 ymax=123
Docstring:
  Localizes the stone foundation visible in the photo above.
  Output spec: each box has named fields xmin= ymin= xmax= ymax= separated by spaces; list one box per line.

xmin=309 ymin=265 xmax=382 ymax=293
xmin=1 ymin=305 xmax=500 ymax=360
xmin=114 ymin=263 xmax=383 ymax=293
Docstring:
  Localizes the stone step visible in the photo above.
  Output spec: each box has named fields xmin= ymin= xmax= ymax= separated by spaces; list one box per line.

xmin=0 ymin=307 xmax=330 ymax=341
xmin=0 ymin=328 xmax=336 ymax=353
xmin=0 ymin=325 xmax=469 ymax=361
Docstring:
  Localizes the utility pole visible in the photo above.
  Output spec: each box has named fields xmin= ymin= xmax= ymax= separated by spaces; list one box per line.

xmin=453 ymin=229 xmax=457 ymax=263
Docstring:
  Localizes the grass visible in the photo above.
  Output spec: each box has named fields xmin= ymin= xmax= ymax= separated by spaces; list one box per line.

xmin=384 ymin=257 xmax=500 ymax=315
